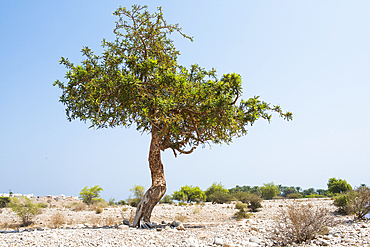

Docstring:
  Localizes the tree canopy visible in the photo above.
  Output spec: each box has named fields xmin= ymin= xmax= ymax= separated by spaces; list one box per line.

xmin=54 ymin=5 xmax=292 ymax=158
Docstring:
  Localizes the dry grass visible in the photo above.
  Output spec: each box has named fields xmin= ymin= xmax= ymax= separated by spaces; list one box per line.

xmin=104 ymin=215 xmax=117 ymax=226
xmin=192 ymin=206 xmax=201 ymax=214
xmin=70 ymin=202 xmax=87 ymax=212
xmin=175 ymin=213 xmax=188 ymax=223
xmin=49 ymin=212 xmax=66 ymax=229
xmin=129 ymin=210 xmax=135 ymax=225
xmin=271 ymin=201 xmax=337 ymax=245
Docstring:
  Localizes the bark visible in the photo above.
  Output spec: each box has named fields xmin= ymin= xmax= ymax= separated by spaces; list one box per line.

xmin=132 ymin=126 xmax=166 ymax=227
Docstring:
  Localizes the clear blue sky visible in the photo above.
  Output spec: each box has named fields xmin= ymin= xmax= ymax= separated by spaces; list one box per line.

xmin=1 ymin=1 xmax=369 ymax=200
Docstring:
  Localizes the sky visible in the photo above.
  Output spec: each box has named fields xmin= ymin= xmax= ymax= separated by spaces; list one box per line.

xmin=1 ymin=1 xmax=369 ymax=201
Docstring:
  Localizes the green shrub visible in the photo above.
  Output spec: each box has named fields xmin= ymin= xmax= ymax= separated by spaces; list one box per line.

xmin=117 ymin=200 xmax=127 ymax=205
xmin=234 ymin=202 xmax=252 ymax=220
xmin=261 ymin=182 xmax=280 ymax=200
xmin=96 ymin=206 xmax=103 ymax=214
xmin=287 ymin=193 xmax=303 ymax=199
xmin=304 ymin=194 xmax=325 ymax=198
xmin=129 ymin=185 xmax=145 ymax=199
xmin=160 ymin=195 xmax=173 ymax=204
xmin=79 ymin=185 xmax=103 ymax=205
xmin=230 ymin=191 xmax=250 ymax=201
xmin=129 ymin=198 xmax=141 ymax=207
xmin=38 ymin=202 xmax=48 ymax=208
xmin=9 ymin=197 xmax=40 ymax=226
xmin=343 ymin=187 xmax=370 ymax=219
xmin=244 ymin=193 xmax=263 ymax=212
xmin=334 ymin=194 xmax=349 ymax=214
xmin=208 ymin=191 xmax=233 ymax=204
xmin=0 ymin=197 xmax=10 ymax=208
xmin=205 ymin=182 xmax=228 ymax=202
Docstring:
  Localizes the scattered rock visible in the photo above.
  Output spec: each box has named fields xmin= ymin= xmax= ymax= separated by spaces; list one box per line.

xmin=171 ymin=220 xmax=182 ymax=227
xmin=249 ymin=236 xmax=261 ymax=244
xmin=214 ymin=237 xmax=224 ymax=246
xmin=122 ymin=219 xmax=130 ymax=225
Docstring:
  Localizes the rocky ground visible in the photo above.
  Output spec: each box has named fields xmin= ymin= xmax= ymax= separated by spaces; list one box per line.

xmin=0 ymin=198 xmax=369 ymax=246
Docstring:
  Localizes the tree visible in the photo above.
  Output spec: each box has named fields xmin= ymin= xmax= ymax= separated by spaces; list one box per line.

xmin=327 ymin=178 xmax=352 ymax=194
xmin=172 ymin=185 xmax=206 ymax=202
xmin=9 ymin=197 xmax=40 ymax=226
xmin=54 ymin=5 xmax=292 ymax=227
xmin=205 ymin=182 xmax=228 ymax=200
xmin=261 ymin=182 xmax=280 ymax=199
xmin=79 ymin=185 xmax=103 ymax=205
xmin=130 ymin=185 xmax=145 ymax=199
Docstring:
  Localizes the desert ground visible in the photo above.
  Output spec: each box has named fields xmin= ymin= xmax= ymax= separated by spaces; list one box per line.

xmin=0 ymin=198 xmax=369 ymax=246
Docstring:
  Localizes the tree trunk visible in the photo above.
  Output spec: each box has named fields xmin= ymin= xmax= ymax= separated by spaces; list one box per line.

xmin=132 ymin=126 xmax=166 ymax=227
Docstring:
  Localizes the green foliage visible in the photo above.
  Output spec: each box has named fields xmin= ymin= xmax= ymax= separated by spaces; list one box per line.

xmin=108 ymin=197 xmax=116 ymax=206
xmin=38 ymin=202 xmax=48 ymax=208
xmin=79 ymin=185 xmax=103 ymax=205
xmin=327 ymin=178 xmax=352 ymax=194
xmin=0 ymin=197 xmax=10 ymax=208
xmin=234 ymin=202 xmax=252 ymax=220
xmin=230 ymin=191 xmax=250 ymax=201
xmin=304 ymin=194 xmax=325 ymax=198
xmin=261 ymin=182 xmax=280 ymax=200
xmin=287 ymin=193 xmax=303 ymax=199
xmin=54 ymin=5 xmax=292 ymax=158
xmin=334 ymin=194 xmax=350 ymax=214
xmin=160 ymin=195 xmax=173 ymax=204
xmin=208 ymin=191 xmax=233 ymax=204
xmin=9 ymin=197 xmax=40 ymax=226
xmin=205 ymin=182 xmax=228 ymax=201
xmin=129 ymin=198 xmax=141 ymax=207
xmin=172 ymin=185 xmax=206 ymax=202
xmin=279 ymin=186 xmax=298 ymax=197
xmin=302 ymin=188 xmax=317 ymax=196
xmin=339 ymin=187 xmax=370 ymax=219
xmin=96 ymin=206 xmax=103 ymax=214
xmin=316 ymin=189 xmax=327 ymax=196
xmin=129 ymin=185 xmax=145 ymax=199
xmin=244 ymin=193 xmax=263 ymax=212
xmin=117 ymin=200 xmax=127 ymax=205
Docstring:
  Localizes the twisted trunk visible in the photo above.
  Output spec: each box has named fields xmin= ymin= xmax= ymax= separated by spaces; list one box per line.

xmin=132 ymin=126 xmax=166 ymax=227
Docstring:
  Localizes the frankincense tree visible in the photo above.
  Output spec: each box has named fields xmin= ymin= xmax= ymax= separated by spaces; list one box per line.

xmin=54 ymin=5 xmax=292 ymax=227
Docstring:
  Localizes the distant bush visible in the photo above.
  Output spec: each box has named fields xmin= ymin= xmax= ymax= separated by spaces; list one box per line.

xmin=38 ymin=202 xmax=48 ymax=208
xmin=208 ymin=191 xmax=233 ymax=204
xmin=205 ymin=182 xmax=228 ymax=202
xmin=287 ymin=193 xmax=303 ymax=199
xmin=304 ymin=194 xmax=325 ymax=198
xmin=175 ymin=213 xmax=188 ymax=222
xmin=230 ymin=191 xmax=250 ymax=201
xmin=160 ymin=195 xmax=173 ymax=204
xmin=9 ymin=197 xmax=41 ymax=226
xmin=244 ymin=193 xmax=263 ymax=212
xmin=117 ymin=200 xmax=127 ymax=205
xmin=172 ymin=185 xmax=206 ymax=202
xmin=261 ymin=182 xmax=280 ymax=200
xmin=271 ymin=202 xmax=336 ymax=245
xmin=0 ymin=197 xmax=10 ymax=208
xmin=129 ymin=198 xmax=141 ymax=207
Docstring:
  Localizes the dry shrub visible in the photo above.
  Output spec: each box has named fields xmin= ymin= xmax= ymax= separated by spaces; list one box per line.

xmin=49 ymin=212 xmax=66 ymax=229
xmin=192 ymin=206 xmax=201 ymax=214
xmin=71 ymin=202 xmax=87 ymax=212
xmin=105 ymin=215 xmax=116 ymax=226
xmin=271 ymin=202 xmax=337 ymax=245
xmin=121 ymin=207 xmax=128 ymax=212
xmin=175 ymin=213 xmax=188 ymax=222
xmin=235 ymin=202 xmax=252 ymax=220
xmin=88 ymin=215 xmax=102 ymax=226
xmin=129 ymin=210 xmax=135 ymax=225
